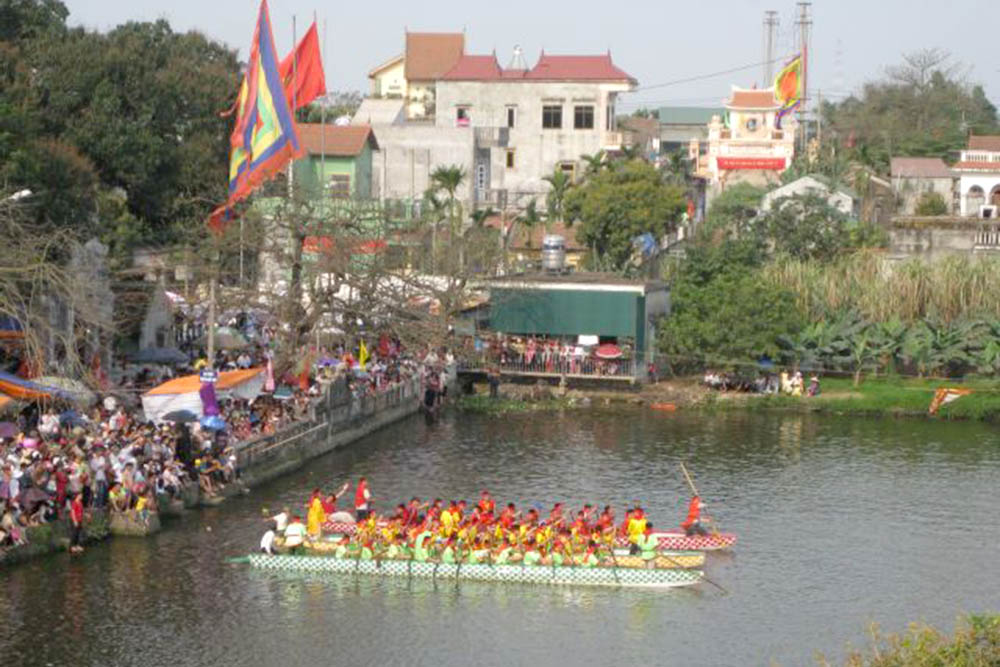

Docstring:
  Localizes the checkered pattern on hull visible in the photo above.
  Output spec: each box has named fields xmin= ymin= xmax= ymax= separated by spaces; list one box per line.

xmin=615 ymin=532 xmax=736 ymax=551
xmin=247 ymin=554 xmax=702 ymax=588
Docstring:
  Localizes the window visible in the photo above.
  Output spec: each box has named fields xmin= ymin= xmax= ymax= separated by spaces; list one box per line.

xmin=506 ymin=149 xmax=516 ymax=169
xmin=456 ymin=106 xmax=470 ymax=127
xmin=559 ymin=161 xmax=577 ymax=182
xmin=475 ymin=164 xmax=488 ymax=191
xmin=542 ymin=105 xmax=562 ymax=129
xmin=506 ymin=106 xmax=516 ymax=129
xmin=574 ymin=105 xmax=594 ymax=130
xmin=329 ymin=174 xmax=351 ymax=199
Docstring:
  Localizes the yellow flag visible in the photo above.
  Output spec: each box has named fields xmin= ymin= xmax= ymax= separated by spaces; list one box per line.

xmin=359 ymin=339 xmax=369 ymax=370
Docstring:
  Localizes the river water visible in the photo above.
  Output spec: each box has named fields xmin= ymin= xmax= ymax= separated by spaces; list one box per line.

xmin=1 ymin=408 xmax=998 ymax=666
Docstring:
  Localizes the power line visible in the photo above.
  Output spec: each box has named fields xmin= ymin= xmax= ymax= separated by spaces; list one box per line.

xmin=632 ymin=55 xmax=796 ymax=94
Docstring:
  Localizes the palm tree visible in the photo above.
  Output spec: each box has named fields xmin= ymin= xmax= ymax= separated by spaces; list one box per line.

xmin=469 ymin=207 xmax=497 ymax=227
xmin=579 ymin=150 xmax=606 ymax=178
xmin=542 ymin=169 xmax=572 ymax=229
xmin=429 ymin=165 xmax=466 ymax=238
xmin=501 ymin=200 xmax=544 ymax=273
xmin=422 ymin=187 xmax=448 ymax=273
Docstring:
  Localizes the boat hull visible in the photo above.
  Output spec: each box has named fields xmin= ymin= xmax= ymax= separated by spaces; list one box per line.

xmin=616 ymin=532 xmax=737 ymax=551
xmin=247 ymin=553 xmax=702 ymax=589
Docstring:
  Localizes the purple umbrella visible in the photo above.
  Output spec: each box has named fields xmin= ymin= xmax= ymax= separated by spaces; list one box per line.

xmin=0 ymin=421 xmax=17 ymax=439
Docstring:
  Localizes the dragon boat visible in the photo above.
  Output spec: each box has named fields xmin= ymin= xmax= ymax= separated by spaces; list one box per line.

xmin=244 ymin=553 xmax=704 ymax=589
xmin=324 ymin=521 xmax=736 ymax=553
xmin=615 ymin=531 xmax=737 ymax=552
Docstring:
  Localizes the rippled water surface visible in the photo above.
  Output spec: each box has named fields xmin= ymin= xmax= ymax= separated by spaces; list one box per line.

xmin=1 ymin=409 xmax=998 ymax=666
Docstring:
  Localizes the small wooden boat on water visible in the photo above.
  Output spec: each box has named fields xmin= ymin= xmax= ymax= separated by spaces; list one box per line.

xmin=615 ymin=532 xmax=737 ymax=552
xmin=243 ymin=553 xmax=704 ymax=589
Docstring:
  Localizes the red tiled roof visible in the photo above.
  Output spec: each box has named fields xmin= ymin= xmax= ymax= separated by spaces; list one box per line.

xmin=953 ymin=161 xmax=1000 ymax=172
xmin=890 ymin=157 xmax=953 ymax=179
xmin=441 ymin=55 xmax=502 ymax=80
xmin=404 ymin=32 xmax=465 ymax=81
xmin=442 ymin=53 xmax=635 ymax=83
xmin=968 ymin=135 xmax=1000 ymax=151
xmin=727 ymin=88 xmax=778 ymax=109
xmin=297 ymin=124 xmax=378 ymax=157
xmin=525 ymin=54 xmax=635 ymax=82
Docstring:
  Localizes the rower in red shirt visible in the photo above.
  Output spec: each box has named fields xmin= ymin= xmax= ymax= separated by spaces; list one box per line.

xmin=478 ymin=490 xmax=495 ymax=515
xmin=500 ymin=503 xmax=516 ymax=529
xmin=354 ymin=477 xmax=372 ymax=520
xmin=681 ymin=495 xmax=708 ymax=536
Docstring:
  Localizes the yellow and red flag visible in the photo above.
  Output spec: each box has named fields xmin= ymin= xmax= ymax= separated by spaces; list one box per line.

xmin=773 ymin=54 xmax=803 ymax=129
xmin=209 ymin=0 xmax=304 ymax=232
xmin=928 ymin=387 xmax=972 ymax=416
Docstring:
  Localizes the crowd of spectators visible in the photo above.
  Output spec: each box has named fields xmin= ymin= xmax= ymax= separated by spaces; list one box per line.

xmin=466 ymin=335 xmax=633 ymax=377
xmin=703 ymin=369 xmax=820 ymax=397
xmin=1 ymin=334 xmax=448 ymax=553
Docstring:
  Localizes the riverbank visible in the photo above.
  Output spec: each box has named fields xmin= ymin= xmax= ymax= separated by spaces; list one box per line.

xmin=0 ymin=378 xmax=424 ymax=569
xmin=702 ymin=376 xmax=1000 ymax=421
xmin=0 ymin=511 xmax=111 ymax=567
xmin=460 ymin=376 xmax=1000 ymax=422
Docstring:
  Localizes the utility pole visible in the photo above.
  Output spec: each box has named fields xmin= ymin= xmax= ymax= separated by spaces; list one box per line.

xmin=795 ymin=2 xmax=813 ymax=154
xmin=762 ymin=10 xmax=779 ymax=84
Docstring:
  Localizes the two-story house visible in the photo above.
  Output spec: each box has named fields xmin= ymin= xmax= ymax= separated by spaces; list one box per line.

xmin=954 ymin=135 xmax=1000 ymax=217
xmin=434 ymin=51 xmax=636 ymax=204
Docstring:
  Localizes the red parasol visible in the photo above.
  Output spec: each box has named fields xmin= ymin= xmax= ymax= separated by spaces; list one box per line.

xmin=594 ymin=344 xmax=622 ymax=360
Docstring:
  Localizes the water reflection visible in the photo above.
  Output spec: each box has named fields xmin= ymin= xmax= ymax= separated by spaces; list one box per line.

xmin=1 ymin=408 xmax=998 ymax=666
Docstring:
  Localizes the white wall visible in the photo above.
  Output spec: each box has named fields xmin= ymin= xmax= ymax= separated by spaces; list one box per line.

xmin=370 ymin=125 xmax=475 ymax=202
xmin=959 ymin=174 xmax=1000 ymax=216
xmin=436 ymin=79 xmax=631 ymax=195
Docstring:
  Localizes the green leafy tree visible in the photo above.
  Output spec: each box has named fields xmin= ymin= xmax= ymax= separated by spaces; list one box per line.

xmin=702 ymin=182 xmax=766 ymax=239
xmin=660 ymin=239 xmax=803 ymax=371
xmin=579 ymin=150 xmax=606 ymax=178
xmin=825 ymin=49 xmax=999 ymax=167
xmin=565 ymin=160 xmax=685 ymax=269
xmin=541 ymin=168 xmax=572 ymax=228
xmin=760 ymin=193 xmax=852 ymax=262
xmin=0 ymin=0 xmax=67 ymax=42
xmin=915 ymin=191 xmax=949 ymax=216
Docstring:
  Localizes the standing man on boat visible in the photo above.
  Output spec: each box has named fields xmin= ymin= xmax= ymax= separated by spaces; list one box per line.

xmin=355 ymin=477 xmax=372 ymax=521
xmin=681 ymin=496 xmax=709 ymax=536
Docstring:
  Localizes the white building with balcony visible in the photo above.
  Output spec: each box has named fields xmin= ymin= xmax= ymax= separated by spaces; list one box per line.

xmin=362 ymin=46 xmax=636 ymax=210
xmin=695 ymin=86 xmax=797 ymax=189
xmin=954 ymin=135 xmax=1000 ymax=217
xmin=434 ymin=52 xmax=636 ymax=203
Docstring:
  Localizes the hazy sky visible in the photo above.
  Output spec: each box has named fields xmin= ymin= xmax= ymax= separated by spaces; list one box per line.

xmin=63 ymin=0 xmax=999 ymax=111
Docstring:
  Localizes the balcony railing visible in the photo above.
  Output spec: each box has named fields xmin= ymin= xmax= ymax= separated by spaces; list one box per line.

xmin=603 ymin=131 xmax=624 ymax=148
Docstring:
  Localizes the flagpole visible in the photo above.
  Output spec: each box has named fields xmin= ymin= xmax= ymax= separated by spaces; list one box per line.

xmin=288 ymin=15 xmax=297 ymax=200
xmin=321 ymin=15 xmax=327 ymax=185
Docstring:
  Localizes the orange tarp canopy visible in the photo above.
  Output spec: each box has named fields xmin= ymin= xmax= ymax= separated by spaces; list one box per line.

xmin=0 ymin=377 xmax=52 ymax=401
xmin=145 ymin=368 xmax=264 ymax=396
xmin=0 ymin=393 xmax=13 ymax=410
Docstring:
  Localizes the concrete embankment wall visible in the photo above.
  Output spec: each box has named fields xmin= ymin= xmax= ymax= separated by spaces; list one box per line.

xmin=236 ymin=377 xmax=423 ymax=487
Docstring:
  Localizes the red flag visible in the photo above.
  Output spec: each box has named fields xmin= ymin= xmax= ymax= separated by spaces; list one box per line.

xmin=279 ymin=22 xmax=326 ymax=111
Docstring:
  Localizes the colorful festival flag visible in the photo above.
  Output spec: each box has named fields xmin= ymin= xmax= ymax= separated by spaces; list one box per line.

xmin=279 ymin=21 xmax=326 ymax=111
xmin=209 ymin=0 xmax=304 ymax=231
xmin=359 ymin=340 xmax=369 ymax=371
xmin=928 ymin=387 xmax=973 ymax=416
xmin=773 ymin=54 xmax=803 ymax=129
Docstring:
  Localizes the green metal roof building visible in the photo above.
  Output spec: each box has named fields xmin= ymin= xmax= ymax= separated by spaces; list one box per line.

xmin=484 ymin=273 xmax=670 ymax=364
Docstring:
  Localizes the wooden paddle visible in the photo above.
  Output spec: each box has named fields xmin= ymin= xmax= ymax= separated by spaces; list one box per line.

xmin=654 ymin=546 xmax=728 ymax=594
xmin=680 ymin=462 xmax=721 ymax=537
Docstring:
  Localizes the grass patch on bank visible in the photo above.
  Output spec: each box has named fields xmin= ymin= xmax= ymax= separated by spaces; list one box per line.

xmin=737 ymin=376 xmax=1000 ymax=421
xmin=455 ymin=395 xmax=578 ymax=415
xmin=825 ymin=614 xmax=1000 ymax=666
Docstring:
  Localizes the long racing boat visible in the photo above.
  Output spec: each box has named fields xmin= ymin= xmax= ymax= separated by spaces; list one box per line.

xmin=244 ymin=553 xmax=704 ymax=589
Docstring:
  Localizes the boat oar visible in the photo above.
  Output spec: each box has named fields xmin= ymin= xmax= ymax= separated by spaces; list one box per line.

xmin=226 ymin=555 xmax=250 ymax=564
xmin=680 ymin=462 xmax=722 ymax=537
xmin=656 ymin=549 xmax=728 ymax=595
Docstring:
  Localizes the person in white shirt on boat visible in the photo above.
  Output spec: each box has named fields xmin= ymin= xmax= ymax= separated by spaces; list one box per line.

xmin=269 ymin=507 xmax=290 ymax=535
xmin=260 ymin=528 xmax=275 ymax=555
